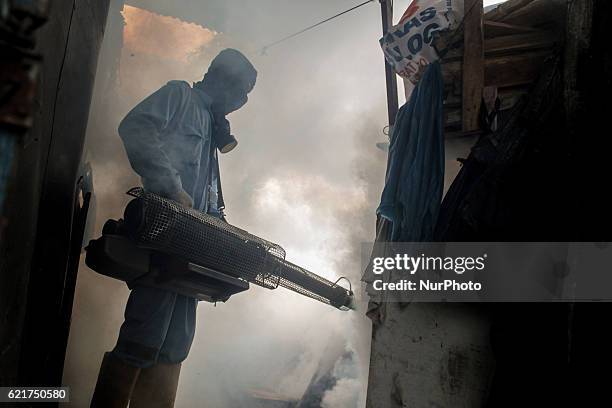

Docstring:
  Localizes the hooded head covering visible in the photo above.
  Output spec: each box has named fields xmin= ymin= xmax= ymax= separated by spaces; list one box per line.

xmin=208 ymin=49 xmax=257 ymax=93
xmin=199 ymin=49 xmax=257 ymax=153
xmin=201 ymin=49 xmax=257 ymax=114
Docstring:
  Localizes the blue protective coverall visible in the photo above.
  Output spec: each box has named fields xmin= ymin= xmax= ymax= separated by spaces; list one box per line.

xmin=113 ymin=80 xmax=221 ymax=368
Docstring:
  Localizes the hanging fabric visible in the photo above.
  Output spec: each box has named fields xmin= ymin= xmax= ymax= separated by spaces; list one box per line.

xmin=377 ymin=61 xmax=445 ymax=242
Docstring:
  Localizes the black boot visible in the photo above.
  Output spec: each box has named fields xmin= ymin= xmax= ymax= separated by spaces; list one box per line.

xmin=130 ymin=362 xmax=182 ymax=408
xmin=91 ymin=352 xmax=141 ymax=408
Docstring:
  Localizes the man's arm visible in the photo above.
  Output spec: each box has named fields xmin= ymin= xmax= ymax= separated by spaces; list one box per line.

xmin=118 ymin=82 xmax=187 ymax=199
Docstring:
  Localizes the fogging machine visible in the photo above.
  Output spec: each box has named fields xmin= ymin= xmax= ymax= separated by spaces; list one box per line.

xmin=85 ymin=188 xmax=354 ymax=310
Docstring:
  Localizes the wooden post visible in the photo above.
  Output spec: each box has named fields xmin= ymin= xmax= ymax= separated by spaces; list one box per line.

xmin=462 ymin=0 xmax=484 ymax=131
xmin=380 ymin=0 xmax=399 ymax=128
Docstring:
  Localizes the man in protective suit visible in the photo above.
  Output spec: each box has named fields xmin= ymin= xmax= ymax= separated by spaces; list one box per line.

xmin=91 ymin=49 xmax=257 ymax=408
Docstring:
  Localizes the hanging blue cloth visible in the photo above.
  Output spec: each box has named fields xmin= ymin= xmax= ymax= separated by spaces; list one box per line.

xmin=377 ymin=61 xmax=445 ymax=242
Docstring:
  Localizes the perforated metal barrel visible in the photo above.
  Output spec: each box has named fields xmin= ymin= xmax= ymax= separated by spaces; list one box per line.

xmin=122 ymin=188 xmax=353 ymax=309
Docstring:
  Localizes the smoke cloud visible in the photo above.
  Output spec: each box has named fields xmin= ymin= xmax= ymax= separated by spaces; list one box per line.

xmin=60 ymin=1 xmax=393 ymax=406
xmin=61 ymin=0 xmax=479 ymax=406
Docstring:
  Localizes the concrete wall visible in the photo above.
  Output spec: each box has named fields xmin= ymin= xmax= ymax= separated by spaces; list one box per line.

xmin=367 ymin=303 xmax=492 ymax=408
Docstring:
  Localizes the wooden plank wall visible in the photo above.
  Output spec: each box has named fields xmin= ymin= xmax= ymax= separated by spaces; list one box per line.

xmin=462 ymin=0 xmax=485 ymax=132
xmin=381 ymin=0 xmax=399 ymax=129
xmin=0 ymin=0 xmax=112 ymax=387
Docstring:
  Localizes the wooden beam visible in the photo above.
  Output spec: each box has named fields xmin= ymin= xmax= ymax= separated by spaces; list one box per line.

xmin=500 ymin=0 xmax=567 ymax=28
xmin=484 ymin=0 xmax=534 ymax=22
xmin=380 ymin=0 xmax=399 ymax=128
xmin=484 ymin=20 xmax=539 ymax=38
xmin=462 ymin=0 xmax=485 ymax=131
xmin=485 ymin=51 xmax=548 ymax=88
xmin=441 ymin=30 xmax=558 ymax=62
xmin=485 ymin=30 xmax=559 ymax=56
xmin=442 ymin=51 xmax=549 ymax=88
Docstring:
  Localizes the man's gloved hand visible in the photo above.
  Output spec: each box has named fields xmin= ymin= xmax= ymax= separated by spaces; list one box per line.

xmin=167 ymin=189 xmax=193 ymax=208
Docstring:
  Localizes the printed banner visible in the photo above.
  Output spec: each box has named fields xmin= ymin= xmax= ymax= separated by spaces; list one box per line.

xmin=380 ymin=0 xmax=464 ymax=86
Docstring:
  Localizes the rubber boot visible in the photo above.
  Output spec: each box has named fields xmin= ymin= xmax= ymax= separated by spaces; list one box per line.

xmin=91 ymin=352 xmax=141 ymax=408
xmin=130 ymin=362 xmax=182 ymax=408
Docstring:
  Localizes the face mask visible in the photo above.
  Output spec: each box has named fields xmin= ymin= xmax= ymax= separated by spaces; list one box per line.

xmin=225 ymin=94 xmax=247 ymax=114
xmin=220 ymin=81 xmax=248 ymax=115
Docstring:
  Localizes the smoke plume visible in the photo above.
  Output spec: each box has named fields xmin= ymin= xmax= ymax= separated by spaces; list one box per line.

xmin=60 ymin=0 xmax=464 ymax=406
xmin=64 ymin=0 xmax=394 ymax=408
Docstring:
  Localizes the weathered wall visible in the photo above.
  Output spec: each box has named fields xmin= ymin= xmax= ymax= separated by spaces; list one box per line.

xmin=366 ymin=0 xmax=612 ymax=406
xmin=367 ymin=303 xmax=492 ymax=408
xmin=0 ymin=0 xmax=111 ymax=388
